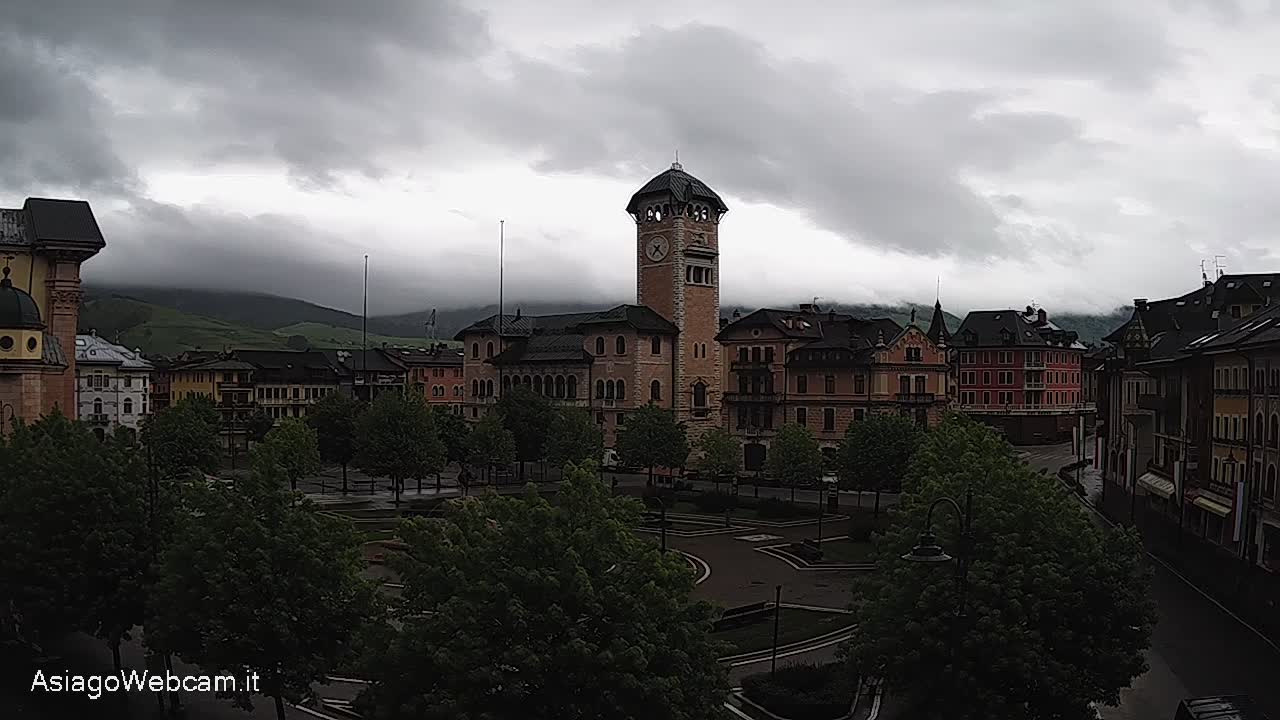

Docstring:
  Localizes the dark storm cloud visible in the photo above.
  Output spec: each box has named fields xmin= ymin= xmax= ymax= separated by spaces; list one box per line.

xmin=460 ymin=25 xmax=1097 ymax=258
xmin=0 ymin=30 xmax=137 ymax=194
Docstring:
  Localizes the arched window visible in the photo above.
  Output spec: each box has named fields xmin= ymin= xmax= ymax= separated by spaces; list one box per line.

xmin=486 ymin=379 xmax=494 ymax=397
xmin=543 ymin=375 xmax=554 ymax=396
xmin=93 ymin=398 xmax=103 ymax=415
xmin=502 ymin=376 xmax=512 ymax=391
xmin=605 ymin=380 xmax=615 ymax=399
xmin=616 ymin=336 xmax=626 ymax=354
xmin=650 ymin=380 xmax=661 ymax=401
xmin=471 ymin=343 xmax=479 ymax=359
xmin=1257 ymin=413 xmax=1265 ymax=445
xmin=555 ymin=376 xmax=565 ymax=398
xmin=486 ymin=342 xmax=494 ymax=359
xmin=123 ymin=398 xmax=133 ymax=414
xmin=651 ymin=336 xmax=662 ymax=354
xmin=567 ymin=376 xmax=577 ymax=399
xmin=523 ymin=374 xmax=533 ymax=387
xmin=1271 ymin=414 xmax=1280 ymax=447
xmin=616 ymin=379 xmax=626 ymax=401
xmin=693 ymin=381 xmax=707 ymax=408
xmin=596 ymin=379 xmax=605 ymax=399
xmin=595 ymin=337 xmax=605 ymax=355
xmin=1267 ymin=465 xmax=1277 ymax=499
xmin=534 ymin=375 xmax=543 ymax=394
xmin=472 ymin=379 xmax=479 ymax=397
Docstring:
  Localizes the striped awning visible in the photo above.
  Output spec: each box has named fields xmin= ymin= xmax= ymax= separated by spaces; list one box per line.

xmin=1137 ymin=473 xmax=1175 ymax=500
xmin=1193 ymin=495 xmax=1233 ymax=518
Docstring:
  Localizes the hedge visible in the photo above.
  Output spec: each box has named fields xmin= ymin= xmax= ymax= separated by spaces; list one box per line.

xmin=741 ymin=662 xmax=854 ymax=720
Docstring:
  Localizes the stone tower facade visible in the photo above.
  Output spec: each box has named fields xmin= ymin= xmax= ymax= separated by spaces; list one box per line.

xmin=627 ymin=161 xmax=726 ymax=432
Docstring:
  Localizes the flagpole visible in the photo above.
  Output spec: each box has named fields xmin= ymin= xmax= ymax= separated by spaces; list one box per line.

xmin=362 ymin=254 xmax=368 ymax=398
xmin=498 ymin=220 xmax=505 ymax=398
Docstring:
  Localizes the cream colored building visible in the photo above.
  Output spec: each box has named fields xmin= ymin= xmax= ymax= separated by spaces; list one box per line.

xmin=75 ymin=332 xmax=153 ymax=438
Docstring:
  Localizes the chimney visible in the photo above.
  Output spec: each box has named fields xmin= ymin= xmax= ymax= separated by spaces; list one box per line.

xmin=1036 ymin=308 xmax=1047 ymax=326
xmin=732 ymin=309 xmax=741 ymax=320
xmin=719 ymin=317 xmax=730 ymax=330
xmin=1134 ymin=298 xmax=1149 ymax=313
xmin=827 ymin=309 xmax=836 ymax=322
xmin=798 ymin=303 xmax=815 ymax=313
xmin=1025 ymin=305 xmax=1034 ymax=316
xmin=89 ymin=328 xmax=97 ymax=337
xmin=515 ymin=307 xmax=522 ymax=320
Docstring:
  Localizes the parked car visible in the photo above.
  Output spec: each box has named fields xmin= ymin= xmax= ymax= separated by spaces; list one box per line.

xmin=1176 ymin=696 xmax=1269 ymax=720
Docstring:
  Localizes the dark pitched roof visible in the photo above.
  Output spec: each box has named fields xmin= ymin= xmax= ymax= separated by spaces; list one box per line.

xmin=955 ymin=309 xmax=1085 ymax=349
xmin=491 ymin=334 xmax=594 ymax=365
xmin=717 ymin=307 xmax=832 ymax=341
xmin=23 ymin=198 xmax=105 ymax=249
xmin=42 ymin=333 xmax=67 ymax=367
xmin=316 ymin=348 xmax=405 ymax=376
xmin=384 ymin=346 xmax=464 ymax=367
xmin=0 ymin=266 xmax=44 ymax=329
xmin=926 ymin=301 xmax=950 ymax=344
xmin=1103 ymin=274 xmax=1280 ymax=344
xmin=1184 ymin=301 xmax=1280 ymax=353
xmin=454 ymin=304 xmax=676 ymax=340
xmin=233 ymin=349 xmax=341 ymax=382
xmin=625 ymin=163 xmax=728 ymax=215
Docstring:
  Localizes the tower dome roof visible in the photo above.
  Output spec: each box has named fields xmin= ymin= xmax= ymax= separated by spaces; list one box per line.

xmin=0 ymin=265 xmax=44 ymax=329
xmin=626 ymin=162 xmax=728 ymax=215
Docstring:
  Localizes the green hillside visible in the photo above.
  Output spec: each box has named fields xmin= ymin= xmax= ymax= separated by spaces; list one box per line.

xmin=79 ymin=297 xmax=444 ymax=356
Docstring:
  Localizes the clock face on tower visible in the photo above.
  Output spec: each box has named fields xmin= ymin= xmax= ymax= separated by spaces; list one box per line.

xmin=645 ymin=236 xmax=670 ymax=262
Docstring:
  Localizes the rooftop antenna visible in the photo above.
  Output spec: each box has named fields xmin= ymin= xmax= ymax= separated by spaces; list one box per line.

xmin=936 ymin=276 xmax=941 ymax=303
xmin=1214 ymin=255 xmax=1227 ymax=278
xmin=672 ymin=149 xmax=681 ymax=171
xmin=424 ymin=308 xmax=437 ymax=346
xmin=498 ymin=220 xmax=505 ymax=397
xmin=1201 ymin=260 xmax=1209 ymax=286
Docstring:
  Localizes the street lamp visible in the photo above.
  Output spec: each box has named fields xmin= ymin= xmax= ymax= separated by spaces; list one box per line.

xmin=903 ymin=484 xmax=974 ymax=618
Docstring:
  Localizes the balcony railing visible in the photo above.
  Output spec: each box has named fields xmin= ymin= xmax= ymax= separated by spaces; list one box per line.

xmin=218 ymin=380 xmax=254 ymax=389
xmin=1024 ymin=381 xmax=1046 ymax=390
xmin=961 ymin=403 xmax=1095 ymax=415
xmin=723 ymin=392 xmax=779 ymax=403
xmin=730 ymin=360 xmax=773 ymax=371
xmin=1025 ymin=358 xmax=1045 ymax=369
xmin=85 ymin=413 xmax=110 ymax=424
xmin=894 ymin=392 xmax=936 ymax=404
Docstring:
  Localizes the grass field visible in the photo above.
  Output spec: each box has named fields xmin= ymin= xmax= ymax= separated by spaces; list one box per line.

xmin=713 ymin=607 xmax=853 ymax=656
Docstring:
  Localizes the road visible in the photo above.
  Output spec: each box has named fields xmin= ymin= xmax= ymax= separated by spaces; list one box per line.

xmin=1021 ymin=441 xmax=1280 ymax=720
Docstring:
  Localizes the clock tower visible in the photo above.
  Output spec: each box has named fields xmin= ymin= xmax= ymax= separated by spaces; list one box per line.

xmin=627 ymin=161 xmax=726 ymax=430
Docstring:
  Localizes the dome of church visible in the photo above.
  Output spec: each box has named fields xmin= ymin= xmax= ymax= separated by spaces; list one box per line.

xmin=0 ymin=265 xmax=44 ymax=330
xmin=626 ymin=161 xmax=728 ymax=215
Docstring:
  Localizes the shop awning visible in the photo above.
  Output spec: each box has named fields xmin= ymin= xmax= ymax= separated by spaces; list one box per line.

xmin=1137 ymin=473 xmax=1175 ymax=499
xmin=1193 ymin=495 xmax=1233 ymax=518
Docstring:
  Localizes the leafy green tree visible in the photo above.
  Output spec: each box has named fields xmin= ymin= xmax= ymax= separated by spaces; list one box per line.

xmin=544 ymin=408 xmax=604 ymax=472
xmin=243 ymin=408 xmax=276 ymax=445
xmin=0 ymin=412 xmax=149 ymax=670
xmin=497 ymin=385 xmax=556 ymax=481
xmin=694 ymin=426 xmax=740 ymax=492
xmin=355 ymin=464 xmax=728 ymax=719
xmin=836 ymin=412 xmax=924 ymax=514
xmin=148 ymin=466 xmax=378 ymax=720
xmin=141 ymin=395 xmax=221 ymax=482
xmin=355 ymin=391 xmax=445 ymax=506
xmin=841 ymin=415 xmax=1156 ymax=720
xmin=466 ymin=412 xmax=515 ymax=488
xmin=253 ymin=417 xmax=321 ymax=492
xmin=308 ymin=392 xmax=364 ymax=493
xmin=765 ymin=423 xmax=823 ymax=502
xmin=431 ymin=406 xmax=471 ymax=492
xmin=616 ymin=404 xmax=690 ymax=486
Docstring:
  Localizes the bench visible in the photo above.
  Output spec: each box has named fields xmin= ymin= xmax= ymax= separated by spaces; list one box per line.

xmin=713 ymin=601 xmax=774 ymax=631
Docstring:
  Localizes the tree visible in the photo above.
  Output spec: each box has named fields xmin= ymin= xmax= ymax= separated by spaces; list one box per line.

xmin=148 ymin=466 xmax=378 ymax=720
xmin=355 ymin=391 xmax=445 ymax=507
xmin=308 ymin=392 xmax=364 ymax=493
xmin=285 ymin=334 xmax=310 ymax=351
xmin=253 ymin=418 xmax=321 ymax=492
xmin=0 ymin=412 xmax=149 ymax=671
xmin=140 ymin=396 xmax=221 ymax=482
xmin=243 ymin=408 xmax=276 ymax=445
xmin=836 ymin=412 xmax=924 ymax=514
xmin=496 ymin=386 xmax=556 ymax=481
xmin=765 ymin=423 xmax=823 ymax=502
xmin=466 ymin=412 xmax=515 ymax=488
xmin=355 ymin=464 xmax=728 ymax=719
xmin=615 ymin=404 xmax=690 ymax=486
xmin=841 ymin=415 xmax=1156 ymax=720
xmin=431 ymin=406 xmax=471 ymax=492
xmin=544 ymin=408 xmax=604 ymax=473
xmin=694 ymin=426 xmax=740 ymax=492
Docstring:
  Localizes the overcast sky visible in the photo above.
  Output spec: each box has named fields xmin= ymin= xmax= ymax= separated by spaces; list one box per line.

xmin=3 ymin=0 xmax=1279 ymax=315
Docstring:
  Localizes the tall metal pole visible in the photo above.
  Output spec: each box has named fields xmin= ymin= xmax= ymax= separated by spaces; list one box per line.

xmin=498 ymin=220 xmax=504 ymax=399
xmin=362 ymin=254 xmax=369 ymax=400
xmin=771 ymin=584 xmax=782 ymax=676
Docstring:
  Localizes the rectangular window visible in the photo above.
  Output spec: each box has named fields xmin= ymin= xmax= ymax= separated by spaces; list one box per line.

xmin=764 ymin=347 xmax=775 ymax=363
xmin=906 ymin=347 xmax=922 ymax=362
xmin=617 ymin=413 xmax=626 ymax=426
xmin=823 ymin=408 xmax=835 ymax=432
xmin=982 ymin=371 xmax=991 ymax=385
xmin=914 ymin=376 xmax=926 ymax=394
xmin=796 ymin=407 xmax=807 ymax=426
xmin=854 ymin=374 xmax=865 ymax=394
xmin=854 ymin=408 xmax=867 ymax=421
xmin=797 ymin=375 xmax=807 ymax=394
xmin=824 ymin=375 xmax=835 ymax=394
xmin=983 ymin=391 xmax=991 ymax=404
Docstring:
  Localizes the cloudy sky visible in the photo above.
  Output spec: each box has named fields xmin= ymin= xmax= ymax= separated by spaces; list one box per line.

xmin=3 ymin=0 xmax=1280 ymax=315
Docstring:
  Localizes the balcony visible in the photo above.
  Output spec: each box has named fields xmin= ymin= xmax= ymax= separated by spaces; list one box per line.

xmin=730 ymin=360 xmax=773 ymax=371
xmin=894 ymin=392 xmax=936 ymax=404
xmin=217 ymin=380 xmax=254 ymax=389
xmin=85 ymin=413 xmax=110 ymax=424
xmin=1024 ymin=381 xmax=1046 ymax=390
xmin=723 ymin=392 xmax=779 ymax=403
xmin=218 ymin=399 xmax=257 ymax=409
xmin=1024 ymin=358 xmax=1045 ymax=369
xmin=961 ymin=403 xmax=1096 ymax=416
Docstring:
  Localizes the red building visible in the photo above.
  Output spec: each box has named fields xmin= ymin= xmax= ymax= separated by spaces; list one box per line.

xmin=953 ymin=305 xmax=1092 ymax=444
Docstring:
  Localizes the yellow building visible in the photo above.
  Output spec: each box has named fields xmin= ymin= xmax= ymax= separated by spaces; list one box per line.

xmin=0 ymin=198 xmax=104 ymax=428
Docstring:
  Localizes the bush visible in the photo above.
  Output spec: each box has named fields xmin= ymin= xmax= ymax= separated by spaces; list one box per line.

xmin=741 ymin=662 xmax=853 ymax=720
xmin=757 ymin=497 xmax=799 ymax=519
xmin=693 ymin=492 xmax=738 ymax=513
xmin=847 ymin=514 xmax=877 ymax=542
